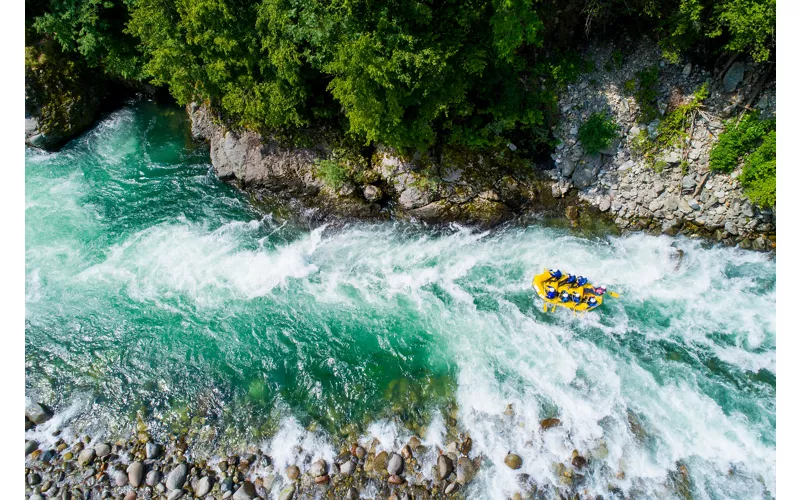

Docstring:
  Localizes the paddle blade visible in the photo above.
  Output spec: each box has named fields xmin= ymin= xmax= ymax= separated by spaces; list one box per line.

xmin=608 ymin=291 xmax=621 ymax=298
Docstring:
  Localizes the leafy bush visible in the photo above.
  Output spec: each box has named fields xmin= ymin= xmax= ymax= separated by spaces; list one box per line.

xmin=315 ymin=159 xmax=350 ymax=190
xmin=739 ymin=130 xmax=776 ymax=207
xmin=709 ymin=112 xmax=774 ymax=173
xmin=578 ymin=112 xmax=618 ymax=154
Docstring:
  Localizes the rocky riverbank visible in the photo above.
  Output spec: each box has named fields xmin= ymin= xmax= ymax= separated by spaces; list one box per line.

xmin=547 ymin=40 xmax=776 ymax=250
xmin=184 ymin=39 xmax=775 ymax=250
xmin=27 ymin=401 xmax=609 ymax=500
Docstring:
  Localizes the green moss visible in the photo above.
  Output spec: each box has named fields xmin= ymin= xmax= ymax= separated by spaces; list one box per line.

xmin=578 ymin=112 xmax=618 ymax=155
xmin=314 ymin=159 xmax=350 ymax=190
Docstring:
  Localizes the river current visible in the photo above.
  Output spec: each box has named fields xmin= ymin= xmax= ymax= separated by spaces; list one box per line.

xmin=25 ymin=102 xmax=776 ymax=499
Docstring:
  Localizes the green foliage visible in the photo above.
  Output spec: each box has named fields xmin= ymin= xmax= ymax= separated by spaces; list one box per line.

xmin=632 ymin=65 xmax=660 ymax=123
xmin=632 ymin=83 xmax=708 ymax=168
xmin=32 ymin=0 xmax=143 ymax=79
xmin=578 ymin=112 xmax=618 ymax=155
xmin=27 ymin=0 xmax=776 ymax=156
xmin=709 ymin=112 xmax=774 ymax=173
xmin=661 ymin=0 xmax=775 ymax=63
xmin=739 ymin=130 xmax=776 ymax=207
xmin=314 ymin=159 xmax=350 ymax=190
xmin=709 ymin=113 xmax=776 ymax=207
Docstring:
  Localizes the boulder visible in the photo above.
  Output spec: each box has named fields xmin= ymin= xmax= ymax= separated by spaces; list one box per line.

xmin=572 ymin=154 xmax=601 ymax=189
xmin=26 ymin=402 xmax=53 ymax=425
xmin=560 ymin=159 xmax=575 ymax=177
xmin=571 ymin=451 xmax=587 ymax=469
xmin=724 ymin=63 xmax=745 ymax=92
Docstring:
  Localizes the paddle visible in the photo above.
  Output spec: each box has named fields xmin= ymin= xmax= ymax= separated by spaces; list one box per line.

xmin=608 ymin=291 xmax=621 ymax=298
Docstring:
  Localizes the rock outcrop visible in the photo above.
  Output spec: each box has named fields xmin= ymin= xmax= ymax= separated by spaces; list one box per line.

xmin=547 ymin=40 xmax=776 ymax=249
xmin=188 ymin=103 xmax=567 ymax=226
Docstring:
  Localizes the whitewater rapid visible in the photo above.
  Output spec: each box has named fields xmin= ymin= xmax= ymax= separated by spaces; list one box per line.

xmin=25 ymin=104 xmax=775 ymax=499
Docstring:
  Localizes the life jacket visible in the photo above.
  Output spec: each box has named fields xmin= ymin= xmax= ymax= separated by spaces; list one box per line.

xmin=545 ymin=286 xmax=557 ymax=299
xmin=577 ymin=276 xmax=588 ymax=287
xmin=560 ymin=291 xmax=571 ymax=302
xmin=587 ymin=296 xmax=598 ymax=308
xmin=549 ymin=269 xmax=563 ymax=280
xmin=572 ymin=292 xmax=581 ymax=303
xmin=594 ymin=287 xmax=606 ymax=296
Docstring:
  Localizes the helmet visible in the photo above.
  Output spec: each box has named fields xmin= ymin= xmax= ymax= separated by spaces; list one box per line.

xmin=572 ymin=292 xmax=581 ymax=303
xmin=588 ymin=296 xmax=598 ymax=306
xmin=560 ymin=291 xmax=570 ymax=302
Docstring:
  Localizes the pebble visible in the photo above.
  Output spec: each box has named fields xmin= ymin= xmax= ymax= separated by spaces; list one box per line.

xmin=25 ymin=440 xmax=39 ymax=456
xmin=285 ymin=465 xmax=300 ymax=481
xmin=387 ymin=453 xmax=404 ymax=475
xmin=111 ymin=469 xmax=127 ymax=486
xmin=278 ymin=485 xmax=295 ymax=500
xmin=504 ymin=453 xmax=523 ymax=470
xmin=167 ymin=490 xmax=185 ymax=500
xmin=145 ymin=469 xmax=161 ymax=486
xmin=195 ymin=476 xmax=212 ymax=497
xmin=166 ymin=463 xmax=188 ymax=490
xmin=77 ymin=448 xmax=96 ymax=466
xmin=309 ymin=459 xmax=327 ymax=477
xmin=127 ymin=461 xmax=144 ymax=487
xmin=146 ymin=442 xmax=162 ymax=459
xmin=124 ymin=492 xmax=137 ymax=500
xmin=232 ymin=481 xmax=256 ymax=499
xmin=437 ymin=454 xmax=454 ymax=480
xmin=94 ymin=443 xmax=111 ymax=458
xmin=340 ymin=460 xmax=355 ymax=476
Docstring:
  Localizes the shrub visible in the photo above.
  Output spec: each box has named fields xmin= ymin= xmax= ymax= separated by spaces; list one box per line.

xmin=315 ymin=159 xmax=350 ymax=190
xmin=578 ymin=112 xmax=618 ymax=154
xmin=709 ymin=112 xmax=774 ymax=173
xmin=739 ymin=130 xmax=776 ymax=207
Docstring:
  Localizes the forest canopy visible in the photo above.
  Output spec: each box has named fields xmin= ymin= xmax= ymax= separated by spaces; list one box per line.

xmin=26 ymin=0 xmax=777 ymax=154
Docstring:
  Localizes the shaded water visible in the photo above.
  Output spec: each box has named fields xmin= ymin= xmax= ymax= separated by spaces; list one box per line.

xmin=25 ymin=102 xmax=776 ymax=499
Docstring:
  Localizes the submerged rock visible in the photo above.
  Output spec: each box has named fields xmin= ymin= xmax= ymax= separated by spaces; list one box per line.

xmin=540 ymin=418 xmax=561 ymax=430
xmin=504 ymin=453 xmax=523 ymax=470
xmin=26 ymin=402 xmax=53 ymax=425
xmin=437 ymin=454 xmax=454 ymax=479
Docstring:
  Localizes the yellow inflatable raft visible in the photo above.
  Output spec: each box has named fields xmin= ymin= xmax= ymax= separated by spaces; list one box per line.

xmin=532 ymin=268 xmax=617 ymax=314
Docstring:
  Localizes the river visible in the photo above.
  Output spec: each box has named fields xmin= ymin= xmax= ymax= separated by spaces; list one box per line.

xmin=25 ymin=101 xmax=776 ymax=499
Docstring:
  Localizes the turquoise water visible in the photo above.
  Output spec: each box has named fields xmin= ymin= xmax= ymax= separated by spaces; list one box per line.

xmin=26 ymin=102 xmax=776 ymax=499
